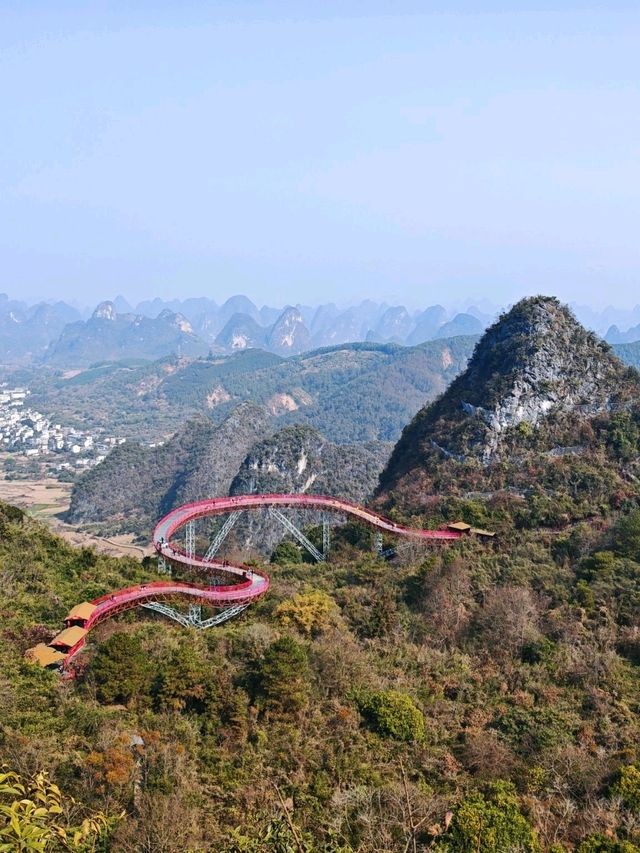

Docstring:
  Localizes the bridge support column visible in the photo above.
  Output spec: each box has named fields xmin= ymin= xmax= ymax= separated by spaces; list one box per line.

xmin=204 ymin=511 xmax=242 ymax=561
xmin=374 ymin=532 xmax=383 ymax=555
xmin=157 ymin=556 xmax=171 ymax=576
xmin=185 ymin=520 xmax=196 ymax=560
xmin=322 ymin=517 xmax=330 ymax=558
xmin=269 ymin=508 xmax=324 ymax=562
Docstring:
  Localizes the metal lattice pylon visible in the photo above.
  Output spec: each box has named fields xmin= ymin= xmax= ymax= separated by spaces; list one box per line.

xmin=322 ymin=517 xmax=330 ymax=558
xmin=204 ymin=511 xmax=242 ymax=561
xmin=269 ymin=507 xmax=324 ymax=562
xmin=185 ymin=520 xmax=196 ymax=559
xmin=157 ymin=555 xmax=171 ymax=575
xmin=141 ymin=601 xmax=249 ymax=628
xmin=374 ymin=531 xmax=384 ymax=555
xmin=379 ymin=541 xmax=419 ymax=560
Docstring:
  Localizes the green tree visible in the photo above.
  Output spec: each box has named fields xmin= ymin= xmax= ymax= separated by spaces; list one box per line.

xmin=577 ymin=835 xmax=640 ymax=853
xmin=614 ymin=510 xmax=640 ymax=560
xmin=607 ymin=412 xmax=640 ymax=462
xmin=271 ymin=540 xmax=303 ymax=565
xmin=256 ymin=637 xmax=309 ymax=718
xmin=90 ymin=633 xmax=152 ymax=706
xmin=435 ymin=781 xmax=541 ymax=853
xmin=154 ymin=643 xmax=214 ymax=714
xmin=355 ymin=688 xmax=425 ymax=742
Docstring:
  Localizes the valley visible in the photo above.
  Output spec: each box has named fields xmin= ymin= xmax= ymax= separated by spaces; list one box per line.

xmin=0 ymin=476 xmax=152 ymax=558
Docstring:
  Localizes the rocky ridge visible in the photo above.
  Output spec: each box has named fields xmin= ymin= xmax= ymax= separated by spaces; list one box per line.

xmin=68 ymin=406 xmax=390 ymax=538
xmin=377 ymin=296 xmax=640 ymax=516
xmin=67 ymin=403 xmax=270 ymax=531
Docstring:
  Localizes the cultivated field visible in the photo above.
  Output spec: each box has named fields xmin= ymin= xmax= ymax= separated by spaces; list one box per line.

xmin=0 ymin=477 xmax=153 ymax=559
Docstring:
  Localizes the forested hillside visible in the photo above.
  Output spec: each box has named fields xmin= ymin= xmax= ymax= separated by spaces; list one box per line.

xmin=67 ymin=414 xmax=390 ymax=537
xmin=66 ymin=404 xmax=271 ymax=533
xmin=12 ymin=335 xmax=640 ymax=450
xmin=24 ymin=337 xmax=475 ymax=445
xmin=378 ymin=298 xmax=640 ymax=526
xmin=2 ymin=488 xmax=640 ymax=850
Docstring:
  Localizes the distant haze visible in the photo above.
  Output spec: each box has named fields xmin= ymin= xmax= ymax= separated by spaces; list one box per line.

xmin=1 ymin=3 xmax=639 ymax=307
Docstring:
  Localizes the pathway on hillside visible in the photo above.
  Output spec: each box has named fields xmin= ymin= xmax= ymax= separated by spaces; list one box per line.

xmin=27 ymin=493 xmax=491 ymax=672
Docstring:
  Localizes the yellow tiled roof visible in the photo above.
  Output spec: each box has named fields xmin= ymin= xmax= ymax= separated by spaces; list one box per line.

xmin=50 ymin=626 xmax=87 ymax=649
xmin=25 ymin=643 xmax=67 ymax=667
xmin=65 ymin=602 xmax=97 ymax=622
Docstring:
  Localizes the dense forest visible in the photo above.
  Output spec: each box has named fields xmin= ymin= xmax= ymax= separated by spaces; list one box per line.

xmin=1 ymin=491 xmax=640 ymax=851
xmin=8 ymin=337 xmax=639 ymax=450
xmin=19 ymin=338 xmax=478 ymax=445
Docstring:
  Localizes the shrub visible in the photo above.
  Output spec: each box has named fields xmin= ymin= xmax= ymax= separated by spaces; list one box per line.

xmin=354 ymin=688 xmax=425 ymax=742
xmin=275 ymin=590 xmax=337 ymax=637
xmin=611 ymin=764 xmax=640 ymax=813
xmin=577 ymin=835 xmax=640 ymax=853
xmin=614 ymin=510 xmax=640 ymax=560
xmin=492 ymin=705 xmax=574 ymax=755
xmin=435 ymin=780 xmax=541 ymax=852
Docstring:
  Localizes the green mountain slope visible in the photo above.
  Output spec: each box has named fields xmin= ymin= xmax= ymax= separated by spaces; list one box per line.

xmin=26 ymin=337 xmax=476 ymax=444
xmin=377 ymin=297 xmax=640 ymax=526
xmin=3 ymin=481 xmax=640 ymax=850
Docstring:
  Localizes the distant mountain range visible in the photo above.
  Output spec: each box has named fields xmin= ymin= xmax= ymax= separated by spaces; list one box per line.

xmin=0 ymin=295 xmax=82 ymax=361
xmin=0 ymin=293 xmax=488 ymax=365
xmin=45 ymin=303 xmax=210 ymax=365
xmin=1 ymin=291 xmax=640 ymax=367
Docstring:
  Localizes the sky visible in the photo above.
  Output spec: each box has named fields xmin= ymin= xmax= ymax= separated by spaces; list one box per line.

xmin=1 ymin=2 xmax=639 ymax=310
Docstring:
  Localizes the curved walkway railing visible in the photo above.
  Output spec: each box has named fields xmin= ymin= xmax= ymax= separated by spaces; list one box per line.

xmin=28 ymin=493 xmax=471 ymax=671
xmin=152 ymin=493 xmax=462 ymax=573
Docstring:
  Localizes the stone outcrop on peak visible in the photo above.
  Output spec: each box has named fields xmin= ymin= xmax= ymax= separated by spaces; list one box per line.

xmin=377 ymin=296 xmax=639 ymax=510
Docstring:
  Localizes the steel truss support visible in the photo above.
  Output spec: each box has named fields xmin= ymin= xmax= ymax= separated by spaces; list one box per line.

xmin=379 ymin=541 xmax=416 ymax=560
xmin=374 ymin=532 xmax=383 ymax=555
xmin=157 ymin=555 xmax=170 ymax=575
xmin=185 ymin=520 xmax=196 ymax=559
xmin=269 ymin=507 xmax=325 ymax=562
xmin=204 ymin=511 xmax=242 ymax=561
xmin=141 ymin=600 xmax=249 ymax=628
xmin=322 ymin=517 xmax=330 ymax=558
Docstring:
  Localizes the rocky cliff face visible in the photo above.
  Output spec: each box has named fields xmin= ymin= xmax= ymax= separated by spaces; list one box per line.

xmin=229 ymin=423 xmax=390 ymax=555
xmin=214 ymin=313 xmax=267 ymax=350
xmin=231 ymin=423 xmax=389 ymax=502
xmin=377 ymin=296 xmax=640 ymax=512
xmin=67 ymin=403 xmax=271 ymax=531
xmin=267 ymin=307 xmax=311 ymax=355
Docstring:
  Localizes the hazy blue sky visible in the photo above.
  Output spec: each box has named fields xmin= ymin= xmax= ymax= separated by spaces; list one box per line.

xmin=1 ymin=2 xmax=639 ymax=308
